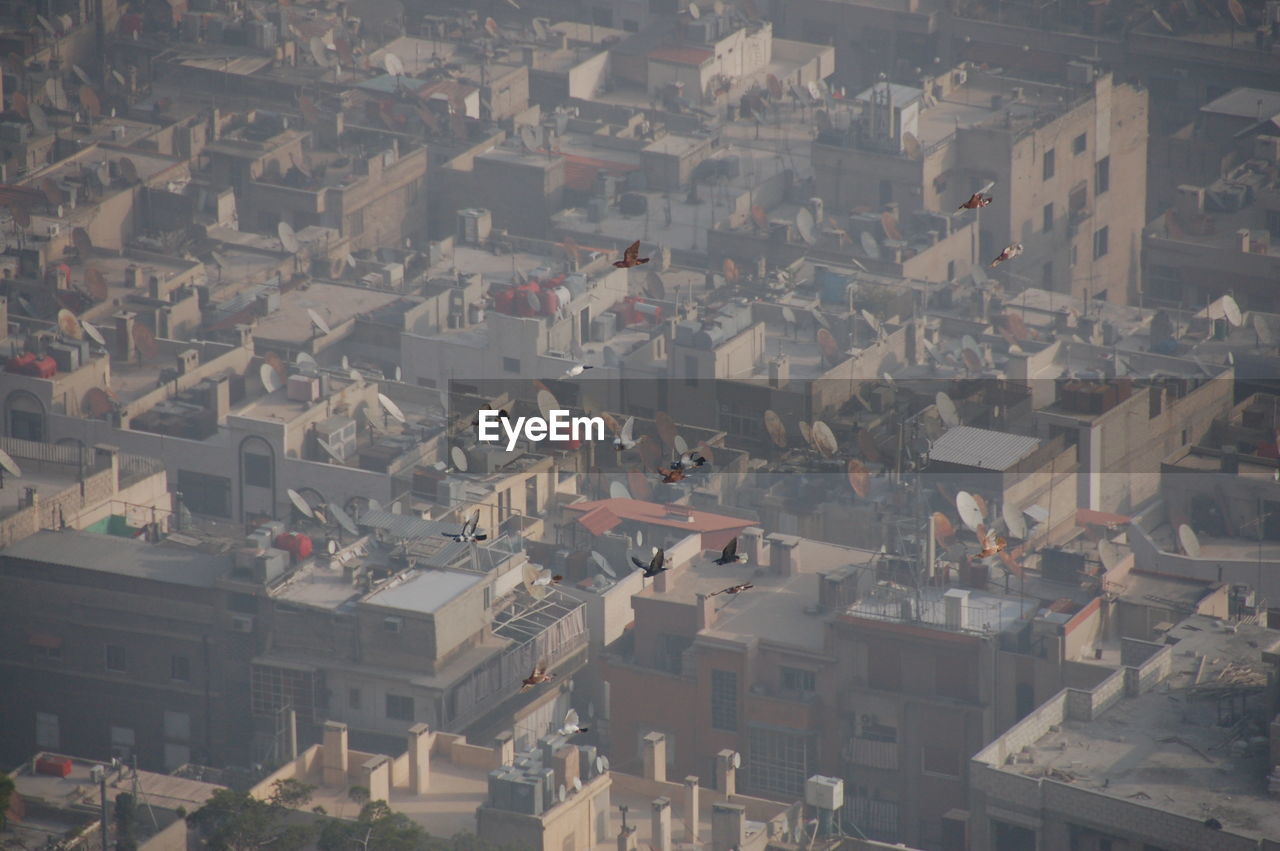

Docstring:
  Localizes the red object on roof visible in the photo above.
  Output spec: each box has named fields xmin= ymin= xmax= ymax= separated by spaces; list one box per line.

xmin=648 ymin=46 xmax=713 ymax=66
xmin=35 ymin=756 xmax=72 ymax=778
xmin=577 ymin=505 xmax=621 ymax=536
xmin=1076 ymin=508 xmax=1131 ymax=528
xmin=560 ymin=153 xmax=638 ymax=192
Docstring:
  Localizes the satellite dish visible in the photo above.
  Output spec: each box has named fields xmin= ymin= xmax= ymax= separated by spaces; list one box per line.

xmin=341 ymin=355 xmax=350 ymax=370
xmin=811 ymin=421 xmax=838 ymax=457
xmin=673 ymin=435 xmax=689 ymax=455
xmin=763 ymin=410 xmax=787 ymax=448
xmin=383 ymin=52 xmax=405 ymax=77
xmin=328 ymin=501 xmax=359 ymax=536
xmin=644 ymin=270 xmax=666 ymax=300
xmin=260 ymin=363 xmax=284 ymax=392
xmin=537 ymin=389 xmax=558 ymax=420
xmin=29 ymin=102 xmax=49 ymax=134
xmin=327 ymin=539 xmax=339 ymax=555
xmin=798 ymin=421 xmax=813 ymax=448
xmin=78 ymin=86 xmax=101 ymax=119
xmin=860 ymin=309 xmax=882 ymax=337
xmin=519 ymin=125 xmax=538 ymax=150
xmin=277 ymin=221 xmax=299 ymax=254
xmin=309 ymin=37 xmax=329 ymax=67
xmin=688 ymin=2 xmax=701 ymax=18
xmin=599 ymin=755 xmax=610 ymax=772
xmin=36 ymin=13 xmax=55 ymax=34
xmin=558 ymin=784 xmax=566 ymax=802
xmin=860 ymin=231 xmax=881 ymax=259
xmin=72 ymin=227 xmax=93 ymax=258
xmin=1177 ymin=524 xmax=1201 ymax=558
xmin=1098 ymin=539 xmax=1119 ymax=570
xmin=781 ymin=306 xmax=797 ymax=327
xmin=304 ymin=309 xmax=330 ymax=336
xmin=1002 ymin=502 xmax=1027 ymax=540
xmin=525 ymin=290 xmax=542 ymax=314
xmin=287 ymin=488 xmax=315 ymax=519
xmin=57 ymin=308 xmax=83 ymax=339
xmin=349 ymin=369 xmax=362 ymax=382
xmin=451 ymin=445 xmax=470 ymax=471
xmin=922 ymin=338 xmax=941 ymax=364
xmin=634 ymin=529 xmax=644 ymax=549
xmin=1221 ymin=295 xmax=1242 ymax=328
xmin=81 ymin=319 xmax=106 ymax=346
xmin=0 ymin=448 xmax=23 ymax=478
xmin=847 ymin=459 xmax=869 ymax=498
xmin=84 ymin=387 xmax=113 ymax=417
xmin=961 ymin=348 xmax=984 ymax=373
xmin=882 ymin=371 xmax=896 ymax=388
xmin=608 ymin=481 xmax=632 ymax=500
xmin=573 ymin=777 xmax=583 ymax=792
xmin=111 ymin=69 xmax=125 ymax=86
xmin=935 ymin=392 xmax=960 ymax=428
xmin=590 ymin=551 xmax=616 ymax=579
xmin=902 ymin=130 xmax=922 ymax=160
xmin=795 ymin=206 xmax=816 ymax=245
xmin=118 ymin=156 xmax=138 ymax=183
xmin=731 ymin=752 xmax=741 ymax=770
xmin=377 ymin=393 xmax=406 ymax=424
xmin=295 ymin=351 xmax=318 ymax=369
xmin=955 ymin=491 xmax=983 ymax=532
xmin=961 ymin=334 xmax=980 ymax=354
xmin=1255 ymin=314 xmax=1274 ymax=346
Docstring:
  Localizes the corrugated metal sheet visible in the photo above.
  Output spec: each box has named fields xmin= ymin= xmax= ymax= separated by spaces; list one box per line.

xmin=358 ymin=508 xmax=470 ymax=563
xmin=929 ymin=426 xmax=1040 ymax=471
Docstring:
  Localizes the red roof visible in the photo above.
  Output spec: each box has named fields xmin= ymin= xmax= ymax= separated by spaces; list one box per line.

xmin=648 ymin=46 xmax=713 ymax=66
xmin=577 ymin=506 xmax=621 ymax=536
xmin=560 ymin=153 xmax=638 ymax=192
xmin=567 ymin=498 xmax=755 ymax=536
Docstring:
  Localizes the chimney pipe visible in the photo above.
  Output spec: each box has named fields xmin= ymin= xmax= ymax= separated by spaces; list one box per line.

xmin=408 ymin=723 xmax=432 ymax=794
xmin=642 ymin=732 xmax=667 ymax=783
xmin=684 ymin=777 xmax=700 ymax=843
xmin=651 ymin=797 xmax=672 ymax=851
xmin=711 ymin=802 xmax=747 ymax=851
xmin=716 ymin=751 xmax=737 ymax=796
xmin=322 ymin=722 xmax=349 ymax=787
xmin=114 ymin=311 xmax=136 ymax=361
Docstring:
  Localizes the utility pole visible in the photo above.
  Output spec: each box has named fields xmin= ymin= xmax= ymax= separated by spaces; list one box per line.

xmin=91 ymin=764 xmax=109 ymax=851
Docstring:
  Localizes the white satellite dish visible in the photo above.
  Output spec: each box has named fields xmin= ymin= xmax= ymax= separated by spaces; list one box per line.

xmin=378 ymin=393 xmax=406 ymax=423
xmin=810 ymin=421 xmax=838 ymax=457
xmin=383 ymin=52 xmax=405 ymax=77
xmin=72 ymin=64 xmax=91 ymax=85
xmin=860 ymin=231 xmax=881 ymax=259
xmin=29 ymin=102 xmax=49 ymax=134
xmin=0 ymin=448 xmax=23 ymax=478
xmin=673 ymin=435 xmax=689 ymax=455
xmin=565 ymin=708 xmax=580 ymax=729
xmin=731 ymin=752 xmax=741 ymax=769
xmin=296 ymin=351 xmax=318 ymax=369
xmin=1002 ymin=501 xmax=1027 ymax=540
xmin=595 ymin=756 xmax=606 ymax=775
xmin=860 ymin=309 xmax=881 ymax=337
xmin=277 ymin=221 xmax=299 ymax=254
xmin=572 ymin=777 xmax=583 ymax=792
xmin=935 ymin=392 xmax=960 ymax=428
xmin=608 ymin=481 xmax=632 ymax=500
xmin=309 ymin=36 xmax=329 ymax=67
xmin=260 ymin=363 xmax=284 ymax=392
xmin=341 ymin=355 xmax=350 ymax=370
xmin=634 ymin=528 xmax=644 ymax=548
xmin=307 ymin=308 xmax=331 ymax=335
xmin=81 ymin=319 xmax=106 ymax=347
xmin=781 ymin=306 xmax=797 ymax=326
xmin=590 ymin=551 xmax=616 ymax=579
xmin=961 ymin=334 xmax=980 ymax=355
xmin=451 ymin=445 xmax=469 ymax=471
xmin=1177 ymin=524 xmax=1201 ymax=558
xmin=287 ymin=488 xmax=315 ymax=519
xmin=1221 ymin=295 xmax=1242 ymax=328
xmin=881 ymin=371 xmax=896 ymax=388
xmin=329 ymin=501 xmax=359 ymax=536
xmin=1255 ymin=314 xmax=1274 ymax=346
xmin=326 ymin=539 xmax=339 ymax=555
xmin=349 ymin=369 xmax=362 ymax=382
xmin=536 ymin=389 xmax=558 ymax=420
xmin=956 ymin=491 xmax=983 ymax=532
xmin=795 ymin=207 xmax=816 ymax=245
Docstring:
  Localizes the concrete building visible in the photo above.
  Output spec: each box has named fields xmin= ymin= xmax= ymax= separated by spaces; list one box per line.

xmin=812 ymin=68 xmax=1148 ymax=304
xmin=969 ymin=613 xmax=1280 ymax=851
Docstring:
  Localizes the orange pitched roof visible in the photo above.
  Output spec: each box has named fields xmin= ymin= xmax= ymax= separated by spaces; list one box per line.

xmin=566 ymin=498 xmax=754 ymax=535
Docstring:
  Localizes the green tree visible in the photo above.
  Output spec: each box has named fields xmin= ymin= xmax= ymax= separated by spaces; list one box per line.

xmin=0 ymin=772 xmax=14 ymax=831
xmin=186 ymin=779 xmax=317 ymax=850
xmin=113 ymin=791 xmax=139 ymax=851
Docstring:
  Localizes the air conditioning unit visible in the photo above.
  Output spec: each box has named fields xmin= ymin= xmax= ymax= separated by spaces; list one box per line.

xmin=231 ymin=615 xmax=254 ymax=633
xmin=384 ymin=616 xmax=403 ymax=633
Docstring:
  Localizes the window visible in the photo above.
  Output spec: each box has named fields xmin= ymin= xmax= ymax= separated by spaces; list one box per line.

xmin=348 ymin=688 xmax=362 ymax=710
xmin=1072 ymin=132 xmax=1087 ymax=155
xmin=1042 ymin=148 xmax=1055 ymax=180
xmin=502 ymin=357 xmax=520 ymax=374
xmin=1093 ymin=226 xmax=1109 ymax=259
xmin=780 ymin=666 xmax=816 ymax=694
xmin=1042 ymin=202 xmax=1054 ymax=232
xmin=163 ymin=711 xmax=191 ymax=742
xmin=171 ymin=655 xmax=191 ymax=682
xmin=383 ymin=616 xmax=403 ymax=634
xmin=386 ymin=694 xmax=415 ymax=721
xmin=747 ymin=726 xmax=816 ymax=797
xmin=243 ymin=452 xmax=272 ymax=488
xmin=710 ymin=669 xmax=738 ymax=731
xmin=36 ymin=712 xmax=59 ymax=749
xmin=105 ymin=644 xmax=127 ymax=672
xmin=177 ymin=470 xmax=232 ymax=518
xmin=1095 ymin=156 xmax=1110 ymax=195
xmin=922 ymin=745 xmax=961 ymax=777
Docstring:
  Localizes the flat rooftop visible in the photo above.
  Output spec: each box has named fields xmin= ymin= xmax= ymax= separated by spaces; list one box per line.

xmin=0 ymin=458 xmax=102 ymax=522
xmin=848 ymin=581 xmax=1033 ymax=635
xmin=363 ymin=568 xmax=483 ymax=614
xmin=929 ymin=425 xmax=1041 ymax=471
xmin=1 ymin=529 xmax=232 ymax=588
xmin=1000 ymin=614 xmax=1280 ymax=841
xmin=15 ymin=753 xmax=224 ymax=812
xmin=252 ymin=282 xmax=406 ymax=346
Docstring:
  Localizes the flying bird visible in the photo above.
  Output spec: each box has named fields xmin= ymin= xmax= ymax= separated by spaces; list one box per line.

xmin=711 ymin=583 xmax=754 ymax=597
xmin=560 ymin=709 xmax=588 ymax=735
xmin=612 ymin=240 xmax=649 ymax=269
xmin=714 ymin=538 xmax=747 ymax=565
xmin=564 ymin=363 xmax=594 ymax=377
xmin=532 ymin=571 xmax=564 ymax=586
xmin=670 ymin=451 xmax=707 ymax=471
xmin=990 ymin=243 xmax=1023 ymax=267
xmin=631 ymin=548 xmax=667 ymax=578
xmin=958 ymin=192 xmax=993 ymax=211
xmin=443 ymin=509 xmax=487 ymax=543
xmin=657 ymin=466 xmax=686 ymax=484
xmin=978 ymin=529 xmax=1007 ymax=558
xmin=613 ymin=416 xmax=638 ymax=451
xmin=520 ymin=658 xmax=555 ymax=692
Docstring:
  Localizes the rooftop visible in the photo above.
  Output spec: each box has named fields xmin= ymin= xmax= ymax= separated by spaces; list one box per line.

xmin=566 ymin=498 xmax=757 ymax=537
xmin=362 ymin=568 xmax=484 ymax=614
xmin=928 ymin=425 xmax=1042 ymax=471
xmin=998 ymin=615 xmax=1280 ymax=841
xmin=252 ymin=282 xmax=408 ymax=347
xmin=0 ymin=529 xmax=232 ymax=588
xmin=15 ymin=753 xmax=225 ymax=813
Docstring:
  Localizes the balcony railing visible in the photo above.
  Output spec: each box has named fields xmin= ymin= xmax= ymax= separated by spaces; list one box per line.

xmin=843 ymin=736 xmax=900 ymax=771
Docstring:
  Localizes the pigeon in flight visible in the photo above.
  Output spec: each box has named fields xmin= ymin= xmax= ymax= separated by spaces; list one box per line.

xmin=958 ymin=192 xmax=993 ymax=211
xmin=613 ymin=416 xmax=638 ymax=451
xmin=565 ymin=363 xmax=594 ymax=377
xmin=671 ymin=451 xmax=707 ymax=471
xmin=711 ymin=583 xmax=754 ymax=597
xmin=990 ymin=243 xmax=1023 ymax=267
xmin=613 ymin=240 xmax=649 ymax=269
xmin=442 ymin=509 xmax=487 ymax=542
xmin=520 ymin=658 xmax=555 ymax=692
xmin=714 ymin=538 xmax=747 ymax=565
xmin=560 ymin=709 xmax=589 ymax=735
xmin=657 ymin=466 xmax=686 ymax=484
xmin=631 ymin=548 xmax=667 ymax=578
xmin=978 ymin=529 xmax=1007 ymax=558
xmin=532 ymin=570 xmax=564 ymax=586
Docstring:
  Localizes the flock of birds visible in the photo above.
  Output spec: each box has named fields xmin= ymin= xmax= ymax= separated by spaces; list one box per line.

xmin=956 ymin=183 xmax=1024 ymax=269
